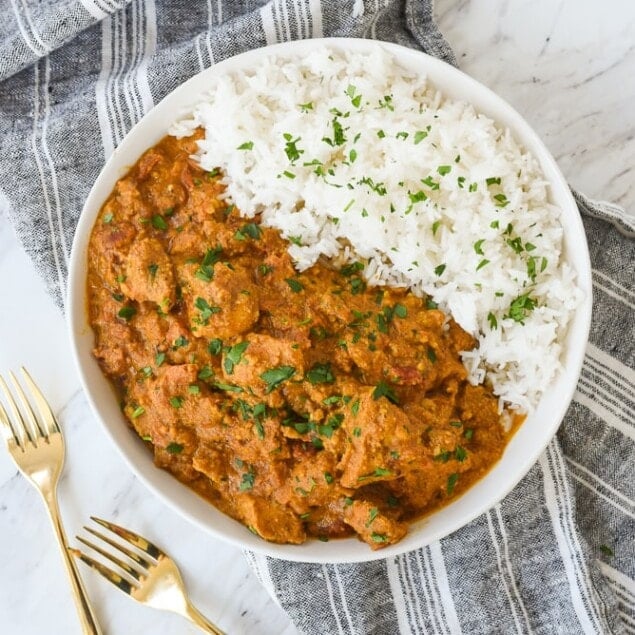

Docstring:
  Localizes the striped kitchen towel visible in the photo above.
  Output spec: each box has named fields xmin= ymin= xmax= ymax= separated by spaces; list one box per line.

xmin=0 ymin=1 xmax=632 ymax=633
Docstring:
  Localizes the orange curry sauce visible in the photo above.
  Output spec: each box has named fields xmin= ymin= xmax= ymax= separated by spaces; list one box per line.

xmin=87 ymin=133 xmax=512 ymax=549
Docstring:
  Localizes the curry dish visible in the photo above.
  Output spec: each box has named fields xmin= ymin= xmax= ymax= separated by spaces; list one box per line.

xmin=87 ymin=133 xmax=512 ymax=549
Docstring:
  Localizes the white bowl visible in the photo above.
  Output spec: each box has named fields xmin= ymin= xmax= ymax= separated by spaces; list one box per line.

xmin=68 ymin=37 xmax=592 ymax=564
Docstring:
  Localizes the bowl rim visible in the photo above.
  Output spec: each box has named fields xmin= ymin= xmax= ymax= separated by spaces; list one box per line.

xmin=68 ymin=36 xmax=592 ymax=564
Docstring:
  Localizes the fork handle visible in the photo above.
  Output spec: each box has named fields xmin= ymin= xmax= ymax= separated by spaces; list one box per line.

xmin=42 ymin=488 xmax=103 ymax=635
xmin=183 ymin=601 xmax=226 ymax=635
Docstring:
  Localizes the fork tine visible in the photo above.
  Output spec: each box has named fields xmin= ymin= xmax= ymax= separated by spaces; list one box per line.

xmin=20 ymin=367 xmax=61 ymax=436
xmin=76 ymin=535 xmax=144 ymax=581
xmin=8 ymin=371 xmax=47 ymax=442
xmin=0 ymin=400 xmax=21 ymax=448
xmin=90 ymin=516 xmax=164 ymax=560
xmin=70 ymin=547 xmax=138 ymax=595
xmin=84 ymin=526 xmax=153 ymax=571
xmin=0 ymin=375 xmax=32 ymax=447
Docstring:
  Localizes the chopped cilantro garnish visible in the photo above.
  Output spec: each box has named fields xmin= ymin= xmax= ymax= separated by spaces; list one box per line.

xmin=239 ymin=467 xmax=255 ymax=491
xmin=166 ymin=442 xmax=183 ymax=454
xmin=372 ymin=381 xmax=399 ymax=404
xmin=118 ymin=306 xmax=136 ymax=321
xmin=322 ymin=117 xmax=347 ymax=147
xmin=434 ymin=451 xmax=451 ymax=463
xmin=394 ymin=304 xmax=407 ymax=319
xmin=341 ymin=261 xmax=364 ymax=277
xmin=285 ymin=278 xmax=304 ymax=293
xmin=282 ymin=133 xmax=303 ymax=164
xmin=421 ymin=176 xmax=440 ymax=190
xmin=487 ymin=312 xmax=498 ymax=329
xmin=408 ymin=190 xmax=427 ymax=204
xmin=195 ymin=246 xmax=223 ymax=282
xmin=151 ymin=214 xmax=168 ymax=230
xmin=213 ymin=381 xmax=243 ymax=393
xmin=237 ymin=141 xmax=254 ymax=150
xmin=208 ymin=338 xmax=223 ymax=355
xmin=359 ymin=467 xmax=392 ymax=481
xmin=437 ymin=165 xmax=452 ymax=176
xmin=306 ymin=363 xmax=335 ymax=385
xmin=507 ymin=237 xmax=523 ymax=254
xmin=414 ymin=130 xmax=428 ymax=144
xmin=260 ymin=366 xmax=296 ymax=393
xmin=506 ymin=294 xmax=537 ymax=323
xmin=476 ymin=259 xmax=490 ymax=271
xmin=197 ymin=366 xmax=214 ymax=380
xmin=378 ymin=94 xmax=394 ymax=110
xmin=434 ymin=263 xmax=446 ymax=276
xmin=447 ymin=473 xmax=459 ymax=495
xmin=169 ymin=396 xmax=184 ymax=409
xmin=493 ymin=193 xmax=510 ymax=207
xmin=474 ymin=239 xmax=485 ymax=255
xmin=455 ymin=446 xmax=468 ymax=462
xmin=195 ymin=297 xmax=221 ymax=325
xmin=223 ymin=341 xmax=249 ymax=375
xmin=131 ymin=406 xmax=145 ymax=419
xmin=173 ymin=335 xmax=188 ymax=348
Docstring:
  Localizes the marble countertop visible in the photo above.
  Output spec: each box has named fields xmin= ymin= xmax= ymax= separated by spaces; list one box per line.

xmin=1 ymin=1 xmax=633 ymax=633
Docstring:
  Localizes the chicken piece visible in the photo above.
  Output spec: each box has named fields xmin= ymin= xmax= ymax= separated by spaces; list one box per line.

xmin=234 ymin=495 xmax=306 ymax=544
xmin=338 ymin=388 xmax=420 ymax=488
xmin=126 ymin=364 xmax=199 ymax=447
xmin=181 ymin=262 xmax=259 ymax=339
xmin=121 ymin=237 xmax=176 ymax=308
xmin=343 ymin=499 xmax=407 ymax=549
xmin=192 ymin=445 xmax=228 ymax=484
xmin=225 ymin=333 xmax=304 ymax=402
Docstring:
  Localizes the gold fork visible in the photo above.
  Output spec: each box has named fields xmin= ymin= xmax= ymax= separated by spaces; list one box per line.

xmin=72 ymin=516 xmax=225 ymax=634
xmin=0 ymin=368 xmax=102 ymax=634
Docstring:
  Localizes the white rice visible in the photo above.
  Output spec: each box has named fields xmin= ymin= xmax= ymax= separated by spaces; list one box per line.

xmin=170 ymin=47 xmax=583 ymax=413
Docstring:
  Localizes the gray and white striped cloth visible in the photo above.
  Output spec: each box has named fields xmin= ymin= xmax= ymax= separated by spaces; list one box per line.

xmin=0 ymin=2 xmax=632 ymax=633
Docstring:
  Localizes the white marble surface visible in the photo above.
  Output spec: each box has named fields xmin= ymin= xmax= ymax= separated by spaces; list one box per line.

xmin=0 ymin=1 xmax=633 ymax=633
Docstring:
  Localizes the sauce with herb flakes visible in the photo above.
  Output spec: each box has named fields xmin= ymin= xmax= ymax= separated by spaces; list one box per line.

xmin=87 ymin=133 xmax=513 ymax=549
